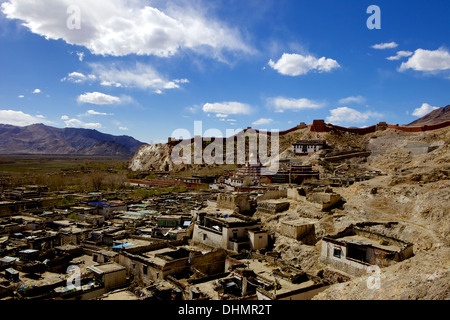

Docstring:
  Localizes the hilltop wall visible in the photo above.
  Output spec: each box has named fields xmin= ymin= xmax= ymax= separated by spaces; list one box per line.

xmin=387 ymin=120 xmax=450 ymax=132
xmin=168 ymin=120 xmax=450 ymax=146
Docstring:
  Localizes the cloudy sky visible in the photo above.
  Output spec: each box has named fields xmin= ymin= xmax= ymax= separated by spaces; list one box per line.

xmin=0 ymin=0 xmax=449 ymax=143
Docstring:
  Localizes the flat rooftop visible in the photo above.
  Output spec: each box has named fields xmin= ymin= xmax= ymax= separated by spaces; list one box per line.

xmin=88 ymin=263 xmax=125 ymax=274
xmin=99 ymin=289 xmax=139 ymax=300
xmin=194 ymin=258 xmax=316 ymax=300
xmin=281 ymin=218 xmax=318 ymax=226
xmin=336 ymin=234 xmax=403 ymax=252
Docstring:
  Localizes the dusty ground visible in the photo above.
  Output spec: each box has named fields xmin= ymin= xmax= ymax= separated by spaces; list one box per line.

xmin=263 ymin=127 xmax=450 ymax=300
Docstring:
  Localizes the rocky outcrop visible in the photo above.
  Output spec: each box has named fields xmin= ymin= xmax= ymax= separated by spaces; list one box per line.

xmin=128 ymin=143 xmax=174 ymax=172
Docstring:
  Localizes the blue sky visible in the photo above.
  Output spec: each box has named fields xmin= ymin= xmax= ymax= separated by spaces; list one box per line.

xmin=0 ymin=0 xmax=449 ymax=144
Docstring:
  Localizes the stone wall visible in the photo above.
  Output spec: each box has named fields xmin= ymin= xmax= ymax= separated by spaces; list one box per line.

xmin=189 ymin=249 xmax=227 ymax=275
xmin=308 ymin=192 xmax=341 ymax=210
xmin=287 ymin=187 xmax=306 ymax=201
xmin=257 ymin=200 xmax=290 ymax=214
xmin=280 ymin=219 xmax=316 ymax=244
xmin=256 ymin=190 xmax=287 ymax=202
xmin=217 ymin=194 xmax=251 ymax=213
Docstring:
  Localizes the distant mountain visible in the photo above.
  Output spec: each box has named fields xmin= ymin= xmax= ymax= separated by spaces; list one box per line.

xmin=0 ymin=123 xmax=146 ymax=157
xmin=406 ymin=105 xmax=450 ymax=127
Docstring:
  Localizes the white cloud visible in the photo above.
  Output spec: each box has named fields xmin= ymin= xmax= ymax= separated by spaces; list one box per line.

xmin=267 ymin=97 xmax=323 ymax=112
xmin=76 ymin=51 xmax=85 ymax=62
xmin=216 ymin=114 xmax=229 ymax=118
xmin=185 ymin=105 xmax=201 ymax=114
xmin=372 ymin=42 xmax=398 ymax=50
xmin=61 ymin=72 xmax=87 ymax=83
xmin=174 ymin=78 xmax=190 ymax=84
xmin=33 ymin=89 xmax=41 ymax=94
xmin=90 ymin=62 xmax=187 ymax=93
xmin=100 ymin=81 xmax=122 ymax=88
xmin=78 ymin=109 xmax=114 ymax=117
xmin=252 ymin=118 xmax=273 ymax=126
xmin=1 ymin=0 xmax=252 ymax=60
xmin=18 ymin=95 xmax=24 ymax=98
xmin=0 ymin=109 xmax=52 ymax=126
xmin=386 ymin=51 xmax=413 ymax=61
xmin=326 ymin=107 xmax=383 ymax=125
xmin=203 ymin=102 xmax=252 ymax=115
xmin=87 ymin=109 xmax=112 ymax=116
xmin=338 ymin=96 xmax=366 ymax=105
xmin=399 ymin=48 xmax=450 ymax=72
xmin=61 ymin=115 xmax=69 ymax=120
xmin=64 ymin=118 xmax=102 ymax=129
xmin=119 ymin=126 xmax=129 ymax=131
xmin=268 ymin=53 xmax=340 ymax=76
xmin=412 ymin=103 xmax=439 ymax=117
xmin=77 ymin=92 xmax=121 ymax=105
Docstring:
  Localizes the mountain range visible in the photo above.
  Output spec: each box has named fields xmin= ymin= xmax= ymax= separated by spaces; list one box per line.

xmin=0 ymin=105 xmax=447 ymax=157
xmin=0 ymin=123 xmax=146 ymax=157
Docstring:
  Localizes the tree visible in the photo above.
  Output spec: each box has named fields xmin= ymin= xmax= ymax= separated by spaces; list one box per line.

xmin=90 ymin=171 xmax=104 ymax=191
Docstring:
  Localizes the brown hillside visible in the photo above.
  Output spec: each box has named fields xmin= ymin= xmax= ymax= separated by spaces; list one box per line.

xmin=406 ymin=105 xmax=450 ymax=127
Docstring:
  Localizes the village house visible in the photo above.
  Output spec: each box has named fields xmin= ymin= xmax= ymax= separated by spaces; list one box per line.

xmin=320 ymin=225 xmax=414 ymax=276
xmin=118 ymin=241 xmax=227 ymax=284
xmin=87 ymin=263 xmax=128 ymax=291
xmin=270 ymin=165 xmax=320 ymax=184
xmin=280 ymin=218 xmax=317 ymax=245
xmin=292 ymin=140 xmax=327 ymax=155
xmin=216 ymin=193 xmax=252 ymax=214
xmin=190 ymin=254 xmax=325 ymax=300
xmin=223 ymin=162 xmax=267 ymax=188
xmin=92 ymin=249 xmax=119 ymax=264
xmin=87 ymin=201 xmax=127 ymax=218
xmin=192 ymin=212 xmax=268 ymax=252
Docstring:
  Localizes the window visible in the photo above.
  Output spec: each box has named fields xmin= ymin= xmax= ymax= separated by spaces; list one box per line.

xmin=347 ymin=243 xmax=368 ymax=263
xmin=203 ymin=234 xmax=207 ymax=241
xmin=333 ymin=247 xmax=342 ymax=259
xmin=143 ymin=265 xmax=148 ymax=275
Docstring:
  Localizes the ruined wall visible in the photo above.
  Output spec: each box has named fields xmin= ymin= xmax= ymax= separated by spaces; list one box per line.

xmin=287 ymin=187 xmax=306 ymax=201
xmin=280 ymin=220 xmax=315 ymax=242
xmin=256 ymin=190 xmax=287 ymax=202
xmin=257 ymin=200 xmax=290 ymax=214
xmin=309 ymin=193 xmax=341 ymax=210
xmin=217 ymin=194 xmax=251 ymax=213
xmin=189 ymin=249 xmax=227 ymax=275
